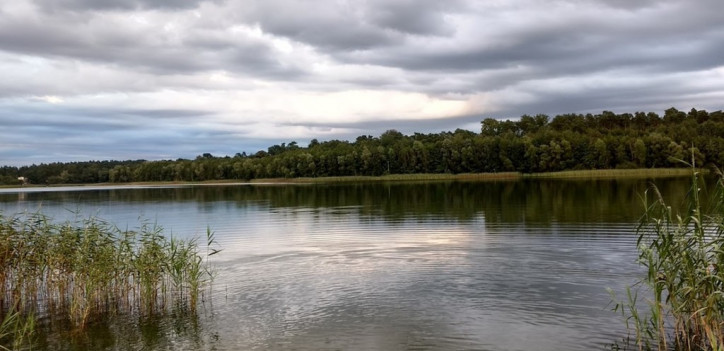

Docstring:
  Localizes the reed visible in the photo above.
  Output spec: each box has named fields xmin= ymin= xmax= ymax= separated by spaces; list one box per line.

xmin=610 ymin=164 xmax=724 ymax=350
xmin=0 ymin=306 xmax=35 ymax=351
xmin=0 ymin=212 xmax=220 ymax=344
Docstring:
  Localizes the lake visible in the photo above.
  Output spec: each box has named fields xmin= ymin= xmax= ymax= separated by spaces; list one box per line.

xmin=0 ymin=177 xmax=700 ymax=350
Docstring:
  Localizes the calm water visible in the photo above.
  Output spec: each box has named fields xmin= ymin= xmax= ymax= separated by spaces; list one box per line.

xmin=0 ymin=178 xmax=701 ymax=350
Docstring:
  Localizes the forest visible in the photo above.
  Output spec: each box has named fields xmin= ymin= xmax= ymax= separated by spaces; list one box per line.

xmin=1 ymin=107 xmax=723 ymax=185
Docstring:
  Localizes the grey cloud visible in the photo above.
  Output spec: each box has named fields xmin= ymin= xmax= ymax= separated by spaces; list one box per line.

xmin=0 ymin=105 xmax=230 ymax=165
xmin=267 ymin=114 xmax=488 ymax=151
xmin=514 ymin=81 xmax=723 ymax=118
xmin=591 ymin=0 xmax=670 ymax=10
xmin=32 ymin=0 xmax=211 ymax=12
xmin=364 ymin=0 xmax=467 ymax=36
xmin=0 ymin=10 xmax=304 ymax=79
xmin=236 ymin=0 xmax=466 ymax=52
xmin=0 ymin=125 xmax=265 ymax=165
xmin=3 ymin=0 xmax=722 ymax=82
xmin=237 ymin=1 xmax=400 ymax=51
xmin=0 ymin=105 xmax=212 ymax=136
xmin=275 ymin=111 xmax=483 ymax=135
xmin=333 ymin=0 xmax=724 ymax=96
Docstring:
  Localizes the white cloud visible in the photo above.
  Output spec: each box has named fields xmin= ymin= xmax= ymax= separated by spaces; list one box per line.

xmin=35 ymin=95 xmax=64 ymax=104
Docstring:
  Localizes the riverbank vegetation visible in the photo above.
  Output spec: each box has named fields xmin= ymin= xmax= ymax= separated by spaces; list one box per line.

xmin=0 ymin=214 xmax=220 ymax=348
xmin=252 ymin=168 xmax=698 ymax=182
xmin=527 ymin=168 xmax=700 ymax=179
xmin=1 ymin=107 xmax=722 ymax=185
xmin=611 ymin=166 xmax=724 ymax=350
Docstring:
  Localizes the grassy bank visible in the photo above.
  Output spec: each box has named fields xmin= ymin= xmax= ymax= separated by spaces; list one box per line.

xmin=2 ymin=172 xmax=523 ymax=188
xmin=250 ymin=172 xmax=522 ymax=183
xmin=527 ymin=168 xmax=706 ymax=179
xmin=105 ymin=168 xmax=711 ymax=184
xmin=0 ymin=214 xmax=220 ymax=348
xmin=2 ymin=168 xmax=705 ymax=190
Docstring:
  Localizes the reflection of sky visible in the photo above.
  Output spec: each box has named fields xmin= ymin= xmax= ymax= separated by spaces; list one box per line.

xmin=1 ymin=190 xmax=228 ymax=239
xmin=0 ymin=186 xmax=483 ymax=257
xmin=210 ymin=212 xmax=640 ymax=350
xmin=215 ymin=206 xmax=482 ymax=261
xmin=0 ymin=185 xmax=181 ymax=194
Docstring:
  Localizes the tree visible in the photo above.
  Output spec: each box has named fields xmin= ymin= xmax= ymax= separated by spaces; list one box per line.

xmin=632 ymin=139 xmax=646 ymax=167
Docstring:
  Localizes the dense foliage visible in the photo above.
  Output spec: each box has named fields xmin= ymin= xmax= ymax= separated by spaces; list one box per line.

xmin=2 ymin=107 xmax=723 ymax=185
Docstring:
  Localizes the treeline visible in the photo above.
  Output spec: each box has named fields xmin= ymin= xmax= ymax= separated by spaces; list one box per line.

xmin=1 ymin=107 xmax=723 ymax=185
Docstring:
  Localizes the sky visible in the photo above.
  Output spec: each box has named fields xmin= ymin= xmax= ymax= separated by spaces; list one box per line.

xmin=1 ymin=0 xmax=723 ymax=166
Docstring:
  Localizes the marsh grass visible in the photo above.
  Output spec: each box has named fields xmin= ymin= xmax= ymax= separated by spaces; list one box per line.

xmin=250 ymin=172 xmax=522 ymax=183
xmin=251 ymin=169 xmax=695 ymax=183
xmin=529 ymin=168 xmax=702 ymax=180
xmin=0 ymin=212 xmax=221 ymax=348
xmin=610 ymin=164 xmax=724 ymax=350
xmin=0 ymin=305 xmax=34 ymax=351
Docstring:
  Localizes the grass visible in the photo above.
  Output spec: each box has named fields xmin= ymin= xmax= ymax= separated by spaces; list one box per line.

xmin=528 ymin=168 xmax=705 ymax=179
xmin=609 ymin=163 xmax=723 ymax=350
xmin=249 ymin=169 xmax=698 ymax=183
xmin=251 ymin=172 xmax=522 ymax=183
xmin=2 ymin=168 xmax=701 ymax=189
xmin=0 ymin=213 xmax=221 ymax=349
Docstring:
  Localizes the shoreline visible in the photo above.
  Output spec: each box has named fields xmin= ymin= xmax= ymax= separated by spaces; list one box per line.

xmin=0 ymin=168 xmax=706 ymax=190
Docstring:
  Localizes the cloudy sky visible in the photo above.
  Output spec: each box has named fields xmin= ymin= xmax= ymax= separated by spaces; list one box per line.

xmin=1 ymin=0 xmax=723 ymax=166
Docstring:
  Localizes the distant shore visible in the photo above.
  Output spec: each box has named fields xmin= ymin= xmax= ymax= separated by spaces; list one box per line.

xmin=0 ymin=168 xmax=706 ymax=190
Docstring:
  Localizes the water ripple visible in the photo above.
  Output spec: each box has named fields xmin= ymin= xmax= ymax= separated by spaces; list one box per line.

xmin=205 ymin=217 xmax=640 ymax=350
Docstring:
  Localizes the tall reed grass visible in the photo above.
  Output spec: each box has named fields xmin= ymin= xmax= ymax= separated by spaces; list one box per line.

xmin=610 ymin=164 xmax=724 ymax=351
xmin=0 ymin=305 xmax=34 ymax=351
xmin=0 ymin=212 xmax=220 ymax=348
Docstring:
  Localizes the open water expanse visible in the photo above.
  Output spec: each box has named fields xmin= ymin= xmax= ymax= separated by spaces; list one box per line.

xmin=0 ymin=177 xmax=703 ymax=350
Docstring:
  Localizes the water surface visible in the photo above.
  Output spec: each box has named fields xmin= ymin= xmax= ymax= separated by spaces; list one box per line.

xmin=0 ymin=178 xmax=700 ymax=350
